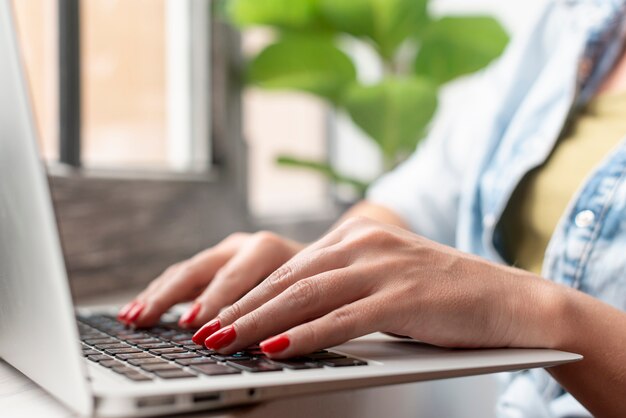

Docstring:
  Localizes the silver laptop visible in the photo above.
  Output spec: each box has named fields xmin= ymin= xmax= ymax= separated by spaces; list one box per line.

xmin=0 ymin=1 xmax=581 ymax=417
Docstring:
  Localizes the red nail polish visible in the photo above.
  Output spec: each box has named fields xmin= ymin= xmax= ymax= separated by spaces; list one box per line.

xmin=179 ymin=303 xmax=201 ymax=328
xmin=204 ymin=325 xmax=236 ymax=350
xmin=125 ymin=302 xmax=144 ymax=323
xmin=192 ymin=319 xmax=221 ymax=345
xmin=117 ymin=302 xmax=135 ymax=321
xmin=260 ymin=335 xmax=290 ymax=354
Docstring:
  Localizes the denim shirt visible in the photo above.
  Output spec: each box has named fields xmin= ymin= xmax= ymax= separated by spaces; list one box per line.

xmin=367 ymin=1 xmax=626 ymax=416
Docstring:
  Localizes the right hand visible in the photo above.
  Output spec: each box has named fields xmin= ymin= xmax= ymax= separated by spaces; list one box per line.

xmin=117 ymin=231 xmax=305 ymax=329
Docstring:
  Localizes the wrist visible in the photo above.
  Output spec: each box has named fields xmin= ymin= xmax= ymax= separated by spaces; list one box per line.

xmin=504 ymin=272 xmax=572 ymax=349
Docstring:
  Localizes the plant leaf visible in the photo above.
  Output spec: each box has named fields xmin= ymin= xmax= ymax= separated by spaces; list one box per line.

xmin=277 ymin=155 xmax=369 ymax=195
xmin=226 ymin=0 xmax=323 ymax=31
xmin=319 ymin=0 xmax=428 ymax=60
xmin=343 ymin=77 xmax=437 ymax=164
xmin=247 ymin=36 xmax=357 ymax=103
xmin=414 ymin=16 xmax=509 ymax=85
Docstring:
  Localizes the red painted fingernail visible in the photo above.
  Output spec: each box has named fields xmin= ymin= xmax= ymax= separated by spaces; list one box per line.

xmin=204 ymin=325 xmax=236 ymax=350
xmin=260 ymin=335 xmax=290 ymax=354
xmin=117 ymin=302 xmax=135 ymax=321
xmin=179 ymin=303 xmax=201 ymax=328
xmin=192 ymin=319 xmax=221 ymax=345
xmin=125 ymin=302 xmax=145 ymax=324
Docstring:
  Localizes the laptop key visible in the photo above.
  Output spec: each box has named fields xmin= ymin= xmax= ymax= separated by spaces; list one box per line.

xmin=196 ymin=349 xmax=217 ymax=356
xmin=84 ymin=338 xmax=118 ymax=345
xmin=99 ymin=359 xmax=126 ymax=368
xmin=226 ymin=360 xmax=283 ymax=373
xmin=183 ymin=344 xmax=205 ymax=351
xmin=175 ymin=357 xmax=216 ymax=366
xmin=171 ymin=335 xmax=194 ymax=342
xmin=87 ymin=354 xmax=112 ymax=362
xmin=116 ymin=352 xmax=153 ymax=360
xmin=149 ymin=347 xmax=186 ymax=355
xmin=126 ymin=338 xmax=161 ymax=345
xmin=321 ymin=358 xmax=367 ymax=367
xmin=153 ymin=370 xmax=197 ymax=379
xmin=115 ymin=332 xmax=149 ymax=340
xmin=123 ymin=372 xmax=153 ymax=382
xmin=191 ymin=364 xmax=241 ymax=376
xmin=111 ymin=365 xmax=136 ymax=374
xmin=162 ymin=352 xmax=199 ymax=360
xmin=128 ymin=358 xmax=167 ymax=366
xmin=94 ymin=343 xmax=128 ymax=350
xmin=82 ymin=349 xmax=100 ymax=356
xmin=140 ymin=363 xmax=181 ymax=372
xmin=105 ymin=348 xmax=143 ymax=355
xmin=211 ymin=353 xmax=252 ymax=362
xmin=138 ymin=343 xmax=174 ymax=350
xmin=269 ymin=359 xmax=322 ymax=370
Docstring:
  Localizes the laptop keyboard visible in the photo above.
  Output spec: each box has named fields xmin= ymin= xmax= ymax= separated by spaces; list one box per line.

xmin=77 ymin=314 xmax=367 ymax=382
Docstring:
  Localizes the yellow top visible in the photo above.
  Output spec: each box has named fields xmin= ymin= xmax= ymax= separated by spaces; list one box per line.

xmin=500 ymin=92 xmax=626 ymax=274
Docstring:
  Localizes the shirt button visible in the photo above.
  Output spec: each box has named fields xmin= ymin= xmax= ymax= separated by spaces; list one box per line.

xmin=483 ymin=214 xmax=497 ymax=228
xmin=575 ymin=210 xmax=595 ymax=228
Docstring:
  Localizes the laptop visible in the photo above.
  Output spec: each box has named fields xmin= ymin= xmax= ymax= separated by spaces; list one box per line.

xmin=0 ymin=1 xmax=582 ymax=416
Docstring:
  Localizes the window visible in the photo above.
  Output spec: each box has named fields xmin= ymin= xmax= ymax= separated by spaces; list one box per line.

xmin=11 ymin=0 xmax=333 ymax=298
xmin=14 ymin=0 xmax=212 ymax=173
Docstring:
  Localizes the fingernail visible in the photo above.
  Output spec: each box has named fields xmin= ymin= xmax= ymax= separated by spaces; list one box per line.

xmin=192 ymin=319 xmax=221 ymax=345
xmin=117 ymin=302 xmax=135 ymax=321
xmin=204 ymin=325 xmax=236 ymax=350
xmin=179 ymin=303 xmax=201 ymax=328
xmin=125 ymin=302 xmax=145 ymax=324
xmin=260 ymin=335 xmax=290 ymax=354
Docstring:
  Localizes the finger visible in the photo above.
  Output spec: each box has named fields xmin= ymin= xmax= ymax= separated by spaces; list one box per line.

xmin=260 ymin=296 xmax=386 ymax=359
xmin=203 ymin=268 xmax=369 ymax=353
xmin=132 ymin=234 xmax=247 ymax=327
xmin=216 ymin=240 xmax=347 ymax=328
xmin=118 ymin=263 xmax=184 ymax=323
xmin=182 ymin=233 xmax=300 ymax=328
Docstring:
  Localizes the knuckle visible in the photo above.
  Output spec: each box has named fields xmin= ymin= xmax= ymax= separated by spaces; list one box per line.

xmin=330 ymin=308 xmax=356 ymax=334
xmin=266 ymin=264 xmax=294 ymax=291
xmin=223 ymin=301 xmax=243 ymax=323
xmin=253 ymin=231 xmax=280 ymax=246
xmin=339 ymin=216 xmax=366 ymax=231
xmin=175 ymin=262 xmax=196 ymax=281
xmin=288 ymin=279 xmax=318 ymax=306
xmin=225 ymin=232 xmax=249 ymax=244
xmin=241 ymin=309 xmax=262 ymax=333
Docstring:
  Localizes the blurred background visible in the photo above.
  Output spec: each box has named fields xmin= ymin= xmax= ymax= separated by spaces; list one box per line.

xmin=14 ymin=0 xmax=545 ymax=220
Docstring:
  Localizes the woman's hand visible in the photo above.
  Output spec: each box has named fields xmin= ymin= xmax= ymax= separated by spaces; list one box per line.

xmin=117 ymin=232 xmax=305 ymax=329
xmin=191 ymin=217 xmax=561 ymax=358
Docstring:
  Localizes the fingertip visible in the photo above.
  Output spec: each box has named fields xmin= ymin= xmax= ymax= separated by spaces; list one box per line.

xmin=192 ymin=319 xmax=221 ymax=345
xmin=124 ymin=302 xmax=145 ymax=324
xmin=117 ymin=301 xmax=136 ymax=322
xmin=178 ymin=302 xmax=201 ymax=328
xmin=260 ymin=334 xmax=290 ymax=355
xmin=204 ymin=324 xmax=236 ymax=351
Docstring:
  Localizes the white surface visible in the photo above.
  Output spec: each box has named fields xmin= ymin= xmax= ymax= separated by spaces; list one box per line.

xmin=0 ymin=356 xmax=502 ymax=418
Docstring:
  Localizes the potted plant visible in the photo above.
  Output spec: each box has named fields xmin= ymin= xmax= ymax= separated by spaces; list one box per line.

xmin=220 ymin=0 xmax=509 ymax=196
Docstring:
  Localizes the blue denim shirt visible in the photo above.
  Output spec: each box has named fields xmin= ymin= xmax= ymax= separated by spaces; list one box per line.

xmin=367 ymin=1 xmax=626 ymax=416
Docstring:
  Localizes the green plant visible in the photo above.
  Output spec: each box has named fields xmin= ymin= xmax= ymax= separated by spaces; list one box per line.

xmin=223 ymin=0 xmax=509 ymax=194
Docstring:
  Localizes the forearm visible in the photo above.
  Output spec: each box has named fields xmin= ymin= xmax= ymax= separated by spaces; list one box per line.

xmin=336 ymin=200 xmax=410 ymax=230
xmin=543 ymin=286 xmax=626 ymax=417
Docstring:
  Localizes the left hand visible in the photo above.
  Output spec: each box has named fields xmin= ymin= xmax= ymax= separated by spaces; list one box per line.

xmin=191 ymin=217 xmax=559 ymax=358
